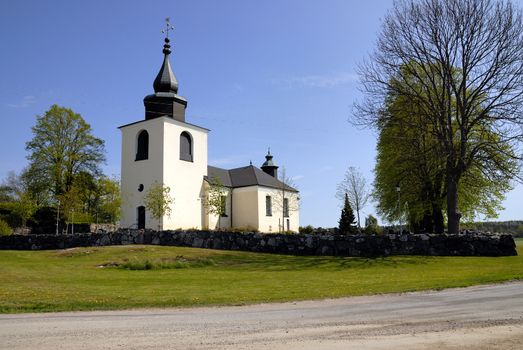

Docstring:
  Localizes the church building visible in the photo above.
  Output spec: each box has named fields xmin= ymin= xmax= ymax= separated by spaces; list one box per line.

xmin=119 ymin=32 xmax=299 ymax=232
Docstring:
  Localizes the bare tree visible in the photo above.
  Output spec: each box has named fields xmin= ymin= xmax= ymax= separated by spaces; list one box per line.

xmin=354 ymin=0 xmax=523 ymax=234
xmin=336 ymin=167 xmax=370 ymax=229
xmin=273 ymin=166 xmax=300 ymax=232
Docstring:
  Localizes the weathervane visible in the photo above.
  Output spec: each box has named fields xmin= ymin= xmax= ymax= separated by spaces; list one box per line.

xmin=162 ymin=17 xmax=174 ymax=39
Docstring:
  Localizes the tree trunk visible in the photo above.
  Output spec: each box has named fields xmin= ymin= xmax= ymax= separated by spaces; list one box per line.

xmin=432 ymin=203 xmax=444 ymax=234
xmin=446 ymin=172 xmax=461 ymax=234
xmin=422 ymin=211 xmax=433 ymax=233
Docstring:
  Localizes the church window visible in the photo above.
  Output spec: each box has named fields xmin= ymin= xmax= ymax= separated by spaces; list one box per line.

xmin=220 ymin=195 xmax=227 ymax=217
xmin=266 ymin=195 xmax=272 ymax=216
xmin=180 ymin=131 xmax=193 ymax=162
xmin=283 ymin=198 xmax=289 ymax=217
xmin=136 ymin=130 xmax=149 ymax=161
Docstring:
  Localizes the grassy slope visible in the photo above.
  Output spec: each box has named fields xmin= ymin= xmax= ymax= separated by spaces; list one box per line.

xmin=0 ymin=238 xmax=522 ymax=313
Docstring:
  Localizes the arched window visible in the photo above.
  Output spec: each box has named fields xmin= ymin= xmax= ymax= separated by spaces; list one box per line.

xmin=136 ymin=130 xmax=149 ymax=161
xmin=137 ymin=206 xmax=145 ymax=229
xmin=180 ymin=131 xmax=193 ymax=162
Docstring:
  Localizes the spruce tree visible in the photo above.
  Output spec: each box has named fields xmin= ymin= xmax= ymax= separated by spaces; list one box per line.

xmin=339 ymin=193 xmax=356 ymax=234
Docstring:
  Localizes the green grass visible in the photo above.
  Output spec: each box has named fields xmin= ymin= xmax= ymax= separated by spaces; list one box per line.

xmin=0 ymin=239 xmax=522 ymax=313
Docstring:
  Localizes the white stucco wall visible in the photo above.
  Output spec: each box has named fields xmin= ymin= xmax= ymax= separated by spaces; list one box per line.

xmin=231 ymin=186 xmax=259 ymax=230
xmin=120 ymin=117 xmax=208 ymax=230
xmin=162 ymin=119 xmax=208 ymax=230
xmin=230 ymin=186 xmax=300 ymax=233
xmin=120 ymin=118 xmax=165 ymax=229
xmin=256 ymin=187 xmax=300 ymax=233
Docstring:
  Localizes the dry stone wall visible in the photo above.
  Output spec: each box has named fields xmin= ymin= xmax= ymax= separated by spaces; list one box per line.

xmin=0 ymin=230 xmax=517 ymax=257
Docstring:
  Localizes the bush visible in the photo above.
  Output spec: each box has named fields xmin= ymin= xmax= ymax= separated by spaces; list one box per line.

xmin=0 ymin=202 xmax=22 ymax=228
xmin=299 ymin=225 xmax=315 ymax=234
xmin=0 ymin=218 xmax=12 ymax=235
xmin=118 ymin=257 xmax=216 ymax=270
xmin=363 ymin=224 xmax=383 ymax=235
xmin=28 ymin=206 xmax=66 ymax=234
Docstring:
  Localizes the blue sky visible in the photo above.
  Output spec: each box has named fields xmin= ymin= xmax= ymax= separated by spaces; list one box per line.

xmin=0 ymin=0 xmax=521 ymax=227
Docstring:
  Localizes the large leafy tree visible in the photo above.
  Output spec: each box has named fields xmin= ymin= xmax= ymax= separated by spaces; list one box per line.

xmin=58 ymin=173 xmax=121 ymax=225
xmin=96 ymin=176 xmax=121 ymax=224
xmin=374 ymin=68 xmax=515 ymax=233
xmin=355 ymin=0 xmax=523 ymax=233
xmin=25 ymin=104 xmax=106 ymax=199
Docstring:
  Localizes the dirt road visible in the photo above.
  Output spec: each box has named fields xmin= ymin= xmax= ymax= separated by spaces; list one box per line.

xmin=1 ymin=282 xmax=522 ymax=349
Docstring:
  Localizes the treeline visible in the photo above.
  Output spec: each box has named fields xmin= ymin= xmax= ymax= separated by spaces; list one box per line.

xmin=462 ymin=221 xmax=523 ymax=237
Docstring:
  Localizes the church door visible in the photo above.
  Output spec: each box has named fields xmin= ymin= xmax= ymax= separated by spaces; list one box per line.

xmin=137 ymin=206 xmax=146 ymax=229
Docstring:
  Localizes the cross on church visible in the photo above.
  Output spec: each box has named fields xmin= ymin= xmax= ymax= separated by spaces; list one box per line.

xmin=162 ymin=17 xmax=174 ymax=39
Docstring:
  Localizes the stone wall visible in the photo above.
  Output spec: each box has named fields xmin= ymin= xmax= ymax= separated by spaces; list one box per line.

xmin=0 ymin=230 xmax=517 ymax=256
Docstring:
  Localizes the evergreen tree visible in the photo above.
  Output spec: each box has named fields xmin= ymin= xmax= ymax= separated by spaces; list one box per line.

xmin=339 ymin=193 xmax=356 ymax=234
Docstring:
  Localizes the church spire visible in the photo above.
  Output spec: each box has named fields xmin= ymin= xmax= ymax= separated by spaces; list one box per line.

xmin=144 ymin=18 xmax=188 ymax=121
xmin=153 ymin=19 xmax=178 ymax=93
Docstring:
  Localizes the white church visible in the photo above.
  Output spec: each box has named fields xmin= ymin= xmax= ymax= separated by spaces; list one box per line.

xmin=119 ymin=33 xmax=300 ymax=232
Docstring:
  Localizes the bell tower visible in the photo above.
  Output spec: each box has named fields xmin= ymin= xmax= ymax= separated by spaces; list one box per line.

xmin=119 ymin=19 xmax=209 ymax=230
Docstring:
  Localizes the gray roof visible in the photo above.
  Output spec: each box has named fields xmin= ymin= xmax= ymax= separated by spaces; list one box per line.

xmin=206 ymin=165 xmax=298 ymax=192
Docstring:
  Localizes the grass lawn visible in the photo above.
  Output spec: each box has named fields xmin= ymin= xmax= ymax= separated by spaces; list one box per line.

xmin=0 ymin=238 xmax=522 ymax=313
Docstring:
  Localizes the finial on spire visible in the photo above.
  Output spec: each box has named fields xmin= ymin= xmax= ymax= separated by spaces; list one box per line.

xmin=162 ymin=17 xmax=174 ymax=39
xmin=250 ymin=160 xmax=252 ymax=165
xmin=161 ymin=18 xmax=174 ymax=55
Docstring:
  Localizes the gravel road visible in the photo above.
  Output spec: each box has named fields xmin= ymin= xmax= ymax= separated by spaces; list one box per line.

xmin=1 ymin=282 xmax=522 ymax=350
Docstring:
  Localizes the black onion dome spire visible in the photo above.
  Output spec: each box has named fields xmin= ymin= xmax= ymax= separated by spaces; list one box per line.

xmin=143 ymin=18 xmax=188 ymax=122
xmin=153 ymin=38 xmax=179 ymax=93
xmin=261 ymin=148 xmax=279 ymax=178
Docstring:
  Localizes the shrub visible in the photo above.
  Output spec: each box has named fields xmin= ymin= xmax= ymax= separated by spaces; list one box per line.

xmin=0 ymin=202 xmax=22 ymax=228
xmin=363 ymin=224 xmax=383 ymax=235
xmin=299 ymin=225 xmax=315 ymax=234
xmin=0 ymin=218 xmax=12 ymax=235
xmin=118 ymin=257 xmax=215 ymax=270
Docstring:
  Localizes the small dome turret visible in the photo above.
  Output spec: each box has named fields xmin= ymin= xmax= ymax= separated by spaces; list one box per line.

xmin=261 ymin=148 xmax=279 ymax=178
